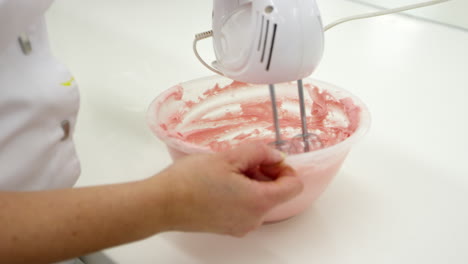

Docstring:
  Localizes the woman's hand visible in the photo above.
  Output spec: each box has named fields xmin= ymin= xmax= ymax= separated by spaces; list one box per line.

xmin=153 ymin=143 xmax=303 ymax=237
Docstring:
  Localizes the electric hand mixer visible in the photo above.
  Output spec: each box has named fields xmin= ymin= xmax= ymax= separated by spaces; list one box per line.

xmin=193 ymin=0 xmax=451 ymax=152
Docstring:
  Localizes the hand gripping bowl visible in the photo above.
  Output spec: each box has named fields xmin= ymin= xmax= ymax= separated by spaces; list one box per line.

xmin=147 ymin=76 xmax=370 ymax=223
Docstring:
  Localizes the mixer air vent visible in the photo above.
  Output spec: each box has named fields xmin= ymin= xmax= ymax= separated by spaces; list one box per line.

xmin=266 ymin=23 xmax=277 ymax=71
xmin=258 ymin=15 xmax=277 ymax=72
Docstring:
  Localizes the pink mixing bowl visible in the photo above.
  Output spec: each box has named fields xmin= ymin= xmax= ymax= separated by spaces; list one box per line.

xmin=147 ymin=76 xmax=370 ymax=223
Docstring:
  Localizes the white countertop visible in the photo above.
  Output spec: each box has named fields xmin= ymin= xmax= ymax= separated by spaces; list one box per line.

xmin=45 ymin=0 xmax=468 ymax=263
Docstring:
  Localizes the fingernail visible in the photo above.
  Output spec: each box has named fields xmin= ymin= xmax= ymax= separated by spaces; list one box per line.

xmin=272 ymin=150 xmax=286 ymax=162
xmin=281 ymin=152 xmax=287 ymax=159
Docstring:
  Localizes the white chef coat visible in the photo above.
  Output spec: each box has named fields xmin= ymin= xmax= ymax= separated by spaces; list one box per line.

xmin=0 ymin=0 xmax=80 ymax=190
xmin=1 ymin=1 xmax=81 ymax=263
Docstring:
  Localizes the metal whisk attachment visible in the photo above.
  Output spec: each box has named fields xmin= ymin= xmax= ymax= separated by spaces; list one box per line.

xmin=268 ymin=84 xmax=289 ymax=152
xmin=268 ymin=81 xmax=323 ymax=154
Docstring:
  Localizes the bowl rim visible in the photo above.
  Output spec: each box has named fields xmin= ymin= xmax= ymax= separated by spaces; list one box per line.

xmin=146 ymin=75 xmax=371 ymax=158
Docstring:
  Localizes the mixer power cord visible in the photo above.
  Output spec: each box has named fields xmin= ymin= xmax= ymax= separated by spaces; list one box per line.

xmin=324 ymin=0 xmax=451 ymax=31
xmin=193 ymin=30 xmax=222 ymax=75
xmin=193 ymin=0 xmax=451 ymax=74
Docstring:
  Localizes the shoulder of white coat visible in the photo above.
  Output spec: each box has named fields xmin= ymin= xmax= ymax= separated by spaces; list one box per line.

xmin=0 ymin=0 xmax=54 ymax=54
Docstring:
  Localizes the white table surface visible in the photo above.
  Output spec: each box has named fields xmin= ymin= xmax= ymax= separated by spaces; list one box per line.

xmin=45 ymin=0 xmax=468 ymax=263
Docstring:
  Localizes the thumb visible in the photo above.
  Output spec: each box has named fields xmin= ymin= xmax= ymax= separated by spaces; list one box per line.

xmin=261 ymin=166 xmax=304 ymax=204
xmin=223 ymin=143 xmax=285 ymax=172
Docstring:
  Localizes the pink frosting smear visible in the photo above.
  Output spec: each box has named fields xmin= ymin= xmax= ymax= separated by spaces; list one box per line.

xmin=156 ymin=81 xmax=361 ymax=154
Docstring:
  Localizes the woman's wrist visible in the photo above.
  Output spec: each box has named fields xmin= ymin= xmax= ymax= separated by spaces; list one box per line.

xmin=137 ymin=170 xmax=181 ymax=234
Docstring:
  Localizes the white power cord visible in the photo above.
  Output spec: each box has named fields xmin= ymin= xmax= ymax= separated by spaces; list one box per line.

xmin=194 ymin=0 xmax=452 ymax=74
xmin=193 ymin=30 xmax=223 ymax=75
xmin=324 ymin=0 xmax=451 ymax=31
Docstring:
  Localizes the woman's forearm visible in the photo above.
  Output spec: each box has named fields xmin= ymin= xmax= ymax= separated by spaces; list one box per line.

xmin=0 ymin=173 xmax=171 ymax=264
xmin=0 ymin=143 xmax=303 ymax=263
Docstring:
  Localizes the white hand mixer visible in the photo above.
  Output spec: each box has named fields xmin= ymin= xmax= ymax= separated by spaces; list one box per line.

xmin=194 ymin=0 xmax=451 ymax=152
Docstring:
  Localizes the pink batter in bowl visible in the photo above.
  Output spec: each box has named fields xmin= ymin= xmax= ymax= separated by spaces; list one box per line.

xmin=147 ymin=76 xmax=370 ymax=223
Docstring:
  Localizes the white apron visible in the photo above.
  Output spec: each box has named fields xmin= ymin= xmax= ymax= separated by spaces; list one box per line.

xmin=1 ymin=1 xmax=81 ymax=263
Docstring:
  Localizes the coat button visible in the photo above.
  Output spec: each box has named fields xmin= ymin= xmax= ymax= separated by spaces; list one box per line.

xmin=61 ymin=120 xmax=71 ymax=141
xmin=18 ymin=34 xmax=32 ymax=55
